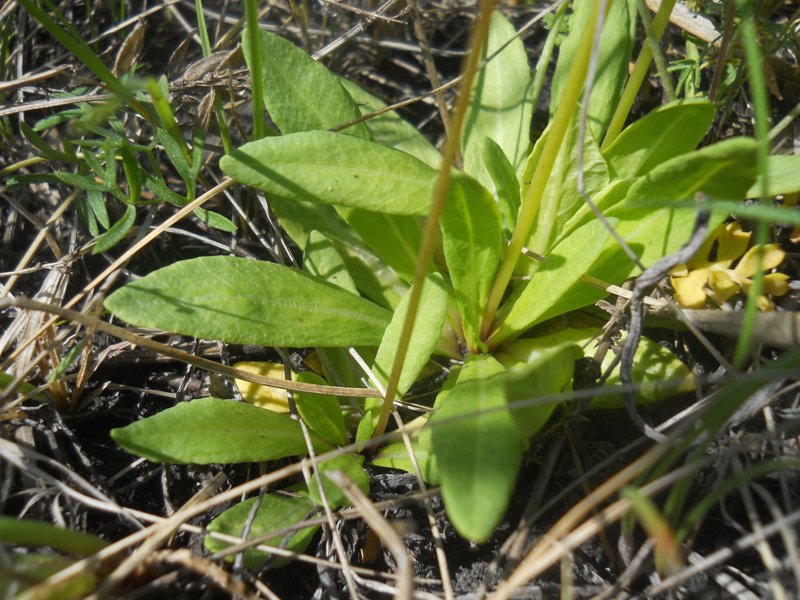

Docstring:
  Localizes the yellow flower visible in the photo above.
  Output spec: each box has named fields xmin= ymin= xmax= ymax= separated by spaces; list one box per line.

xmin=669 ymin=222 xmax=788 ymax=309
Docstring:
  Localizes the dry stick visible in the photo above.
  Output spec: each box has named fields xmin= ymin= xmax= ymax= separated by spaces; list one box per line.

xmin=0 ymin=296 xmax=381 ymax=399
xmin=371 ymin=0 xmax=499 ymax=441
xmin=326 ymin=470 xmax=414 ymax=600
xmin=405 ymin=0 xmax=455 ymax=149
xmin=619 ymin=203 xmax=710 ymax=443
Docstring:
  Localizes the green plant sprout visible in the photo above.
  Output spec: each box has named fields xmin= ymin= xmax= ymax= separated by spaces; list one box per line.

xmin=103 ymin=0 xmax=800 ymax=550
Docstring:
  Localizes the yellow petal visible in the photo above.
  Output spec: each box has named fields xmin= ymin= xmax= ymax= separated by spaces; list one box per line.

xmin=708 ymin=269 xmax=741 ymax=304
xmin=686 ymin=225 xmax=721 ymax=269
xmin=233 ymin=361 xmax=290 ymax=413
xmin=756 ymin=295 xmax=775 ymax=311
xmin=668 ymin=263 xmax=689 ymax=277
xmin=671 ymin=268 xmax=710 ymax=308
xmin=734 ymin=244 xmax=785 ymax=278
xmin=715 ymin=222 xmax=751 ymax=267
xmin=762 ymin=273 xmax=791 ymax=297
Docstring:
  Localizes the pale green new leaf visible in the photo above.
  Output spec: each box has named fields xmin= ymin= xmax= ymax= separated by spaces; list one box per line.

xmin=111 ymin=398 xmax=327 ymax=464
xmin=303 ymin=230 xmax=358 ymax=294
xmin=205 ymin=494 xmax=318 ymax=569
xmin=310 ymin=454 xmax=370 ymax=509
xmin=429 ymin=355 xmax=523 ymax=542
xmin=603 ymin=99 xmax=715 ymax=179
xmin=371 ymin=438 xmax=438 ymax=483
xmin=372 ymin=273 xmax=448 ymax=396
xmin=493 ymin=218 xmax=611 ymax=345
xmin=550 ymin=0 xmax=635 ymax=139
xmin=339 ymin=78 xmax=441 ymax=168
xmin=245 ymin=30 xmax=369 ymax=137
xmin=294 ymin=371 xmax=349 ymax=446
xmin=747 ymin=155 xmax=800 ymax=197
xmin=440 ymin=173 xmax=503 ymax=349
xmin=462 ymin=11 xmax=533 ymax=189
xmin=105 ymin=256 xmax=391 ymax=347
xmin=220 ymin=131 xmax=437 ymax=216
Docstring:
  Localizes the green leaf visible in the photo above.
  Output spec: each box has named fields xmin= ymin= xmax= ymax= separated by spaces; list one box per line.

xmin=498 ymin=322 xmax=693 ymax=409
xmin=105 ymin=256 xmax=391 ymax=347
xmin=266 ymin=196 xmax=408 ymax=309
xmin=309 ymin=454 xmax=369 ymax=509
xmin=244 ymin=30 xmax=369 ymax=137
xmin=493 ymin=218 xmax=611 ymax=345
xmin=482 ymin=137 xmax=521 ymax=235
xmin=303 ymin=230 xmax=358 ymax=294
xmin=462 ymin=11 xmax=533 ymax=189
xmin=502 ymin=342 xmax=582 ymax=439
xmin=294 ymin=372 xmax=349 ymax=446
xmin=339 ymin=78 xmax=441 ymax=168
xmin=193 ymin=208 xmax=237 ymax=232
xmin=602 ymin=99 xmax=715 ymax=179
xmin=205 ymin=494 xmax=318 ymax=569
xmin=1 ymin=554 xmax=94 ymax=600
xmin=523 ymin=117 xmax=609 ymax=258
xmin=429 ymin=355 xmax=523 ymax=542
xmin=747 ymin=154 xmax=800 ymax=197
xmin=339 ymin=208 xmax=422 ymax=281
xmin=371 ymin=438 xmax=438 ymax=483
xmin=93 ymin=204 xmax=136 ymax=254
xmin=359 ymin=274 xmax=448 ymax=442
xmin=440 ymin=173 xmax=503 ymax=349
xmin=0 ymin=516 xmax=107 ymax=556
xmin=372 ymin=273 xmax=448 ymax=396
xmin=111 ymin=397 xmax=326 ymax=463
xmin=550 ymin=0 xmax=635 ymax=139
xmin=220 ymin=130 xmax=437 ymax=216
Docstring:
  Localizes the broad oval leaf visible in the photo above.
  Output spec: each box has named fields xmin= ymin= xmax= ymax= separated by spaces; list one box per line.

xmin=747 ymin=155 xmax=800 ymax=197
xmin=246 ymin=30 xmax=369 ymax=137
xmin=429 ymin=355 xmax=522 ymax=542
xmin=105 ymin=256 xmax=391 ymax=347
xmin=303 ymin=230 xmax=358 ymax=294
xmin=111 ymin=397 xmax=327 ymax=464
xmin=205 ymin=494 xmax=318 ymax=569
xmin=602 ymin=99 xmax=715 ymax=179
xmin=462 ymin=11 xmax=533 ymax=189
xmin=440 ymin=173 xmax=503 ymax=349
xmin=220 ymin=130 xmax=437 ymax=216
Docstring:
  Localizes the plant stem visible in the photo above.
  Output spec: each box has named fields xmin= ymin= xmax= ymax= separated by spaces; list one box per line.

xmin=371 ymin=0 xmax=498 ymax=442
xmin=481 ymin=0 xmax=603 ymax=339
xmin=601 ymin=0 xmax=675 ymax=150
xmin=244 ymin=0 xmax=266 ymax=140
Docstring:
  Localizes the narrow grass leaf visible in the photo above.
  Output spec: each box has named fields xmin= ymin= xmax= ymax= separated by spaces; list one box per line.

xmin=440 ymin=173 xmax=503 ymax=349
xmin=111 ymin=397 xmax=326 ymax=464
xmin=0 ymin=517 xmax=107 ymax=556
xmin=104 ymin=256 xmax=391 ymax=347
xmin=205 ymin=494 xmax=318 ymax=569
xmin=220 ymin=131 xmax=437 ymax=216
